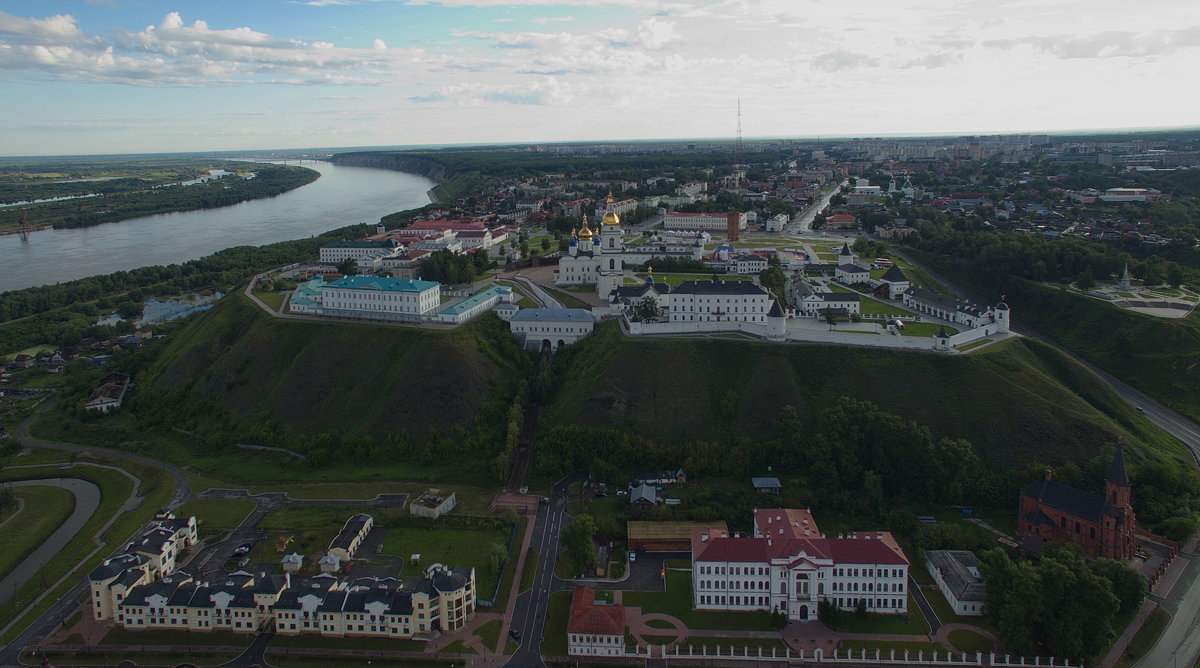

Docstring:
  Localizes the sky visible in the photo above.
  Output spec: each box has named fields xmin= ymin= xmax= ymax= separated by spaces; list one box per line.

xmin=0 ymin=0 xmax=1198 ymax=156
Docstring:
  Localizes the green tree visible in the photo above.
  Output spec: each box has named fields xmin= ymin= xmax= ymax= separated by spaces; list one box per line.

xmin=560 ymin=513 xmax=599 ymax=576
xmin=336 ymin=257 xmax=358 ymax=276
xmin=634 ymin=295 xmax=663 ymax=321
xmin=759 ymin=265 xmax=786 ymax=297
xmin=823 ymin=307 xmax=837 ymax=329
xmin=540 ymin=237 xmax=551 ymax=252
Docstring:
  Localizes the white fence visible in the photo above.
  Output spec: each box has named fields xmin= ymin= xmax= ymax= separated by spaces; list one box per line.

xmin=613 ymin=643 xmax=1073 ymax=667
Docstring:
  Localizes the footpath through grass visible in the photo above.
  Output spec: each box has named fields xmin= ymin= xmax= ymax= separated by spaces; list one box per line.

xmin=542 ymin=591 xmax=572 ymax=656
xmin=1116 ymin=606 xmax=1170 ymax=668
xmin=0 ymin=485 xmax=76 ymax=581
xmin=623 ymin=570 xmax=783 ymax=632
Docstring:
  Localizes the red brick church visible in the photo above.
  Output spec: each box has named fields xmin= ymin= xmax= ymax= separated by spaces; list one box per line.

xmin=1017 ymin=449 xmax=1137 ymax=560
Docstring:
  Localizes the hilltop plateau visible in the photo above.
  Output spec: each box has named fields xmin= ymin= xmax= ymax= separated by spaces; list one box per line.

xmin=543 ymin=321 xmax=1187 ymax=471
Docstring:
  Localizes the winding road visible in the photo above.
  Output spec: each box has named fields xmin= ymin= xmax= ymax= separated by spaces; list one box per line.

xmin=0 ymin=479 xmax=100 ymax=609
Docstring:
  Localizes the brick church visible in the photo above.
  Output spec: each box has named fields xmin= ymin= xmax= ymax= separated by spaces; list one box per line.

xmin=1017 ymin=449 xmax=1137 ymax=560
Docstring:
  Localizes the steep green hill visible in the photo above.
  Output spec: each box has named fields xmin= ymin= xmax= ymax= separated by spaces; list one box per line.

xmin=543 ymin=321 xmax=1187 ymax=470
xmin=136 ymin=295 xmax=527 ymax=451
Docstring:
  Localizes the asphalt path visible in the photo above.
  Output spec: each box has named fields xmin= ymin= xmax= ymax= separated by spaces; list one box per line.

xmin=513 ymin=273 xmax=563 ymax=309
xmin=787 ymin=180 xmax=846 ymax=235
xmin=0 ymin=479 xmax=100 ymax=609
xmin=506 ymin=473 xmax=582 ymax=668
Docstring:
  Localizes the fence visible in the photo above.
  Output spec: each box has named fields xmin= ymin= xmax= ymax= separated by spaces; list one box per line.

xmin=612 ymin=643 xmax=1073 ymax=666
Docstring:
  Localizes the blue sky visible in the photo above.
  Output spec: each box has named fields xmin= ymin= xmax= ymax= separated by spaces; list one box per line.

xmin=1 ymin=0 xmax=1198 ymax=156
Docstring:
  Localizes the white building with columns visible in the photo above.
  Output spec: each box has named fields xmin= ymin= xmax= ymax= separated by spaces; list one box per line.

xmin=691 ymin=509 xmax=909 ymax=622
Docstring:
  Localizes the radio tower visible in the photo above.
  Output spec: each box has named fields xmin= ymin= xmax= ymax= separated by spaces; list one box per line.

xmin=734 ymin=98 xmax=746 ymax=170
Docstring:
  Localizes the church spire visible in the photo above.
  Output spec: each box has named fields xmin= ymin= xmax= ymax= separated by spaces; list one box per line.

xmin=1107 ymin=447 xmax=1130 ymax=488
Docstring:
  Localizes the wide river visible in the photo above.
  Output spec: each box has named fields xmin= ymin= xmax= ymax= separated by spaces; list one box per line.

xmin=0 ymin=160 xmax=433 ymax=293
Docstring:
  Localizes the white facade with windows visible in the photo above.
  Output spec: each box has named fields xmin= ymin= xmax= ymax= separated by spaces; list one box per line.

xmin=664 ymin=212 xmax=747 ymax=231
xmin=691 ymin=509 xmax=909 ymax=622
xmin=668 ymin=281 xmax=773 ymax=323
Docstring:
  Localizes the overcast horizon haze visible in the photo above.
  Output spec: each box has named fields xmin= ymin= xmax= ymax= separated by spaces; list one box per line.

xmin=2 ymin=0 xmax=1198 ymax=157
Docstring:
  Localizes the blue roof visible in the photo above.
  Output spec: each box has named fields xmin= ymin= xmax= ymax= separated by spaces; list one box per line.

xmin=326 ymin=276 xmax=439 ymax=292
xmin=509 ymin=308 xmax=594 ymax=322
xmin=752 ymin=477 xmax=782 ymax=488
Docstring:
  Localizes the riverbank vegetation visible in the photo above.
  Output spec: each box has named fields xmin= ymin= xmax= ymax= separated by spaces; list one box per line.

xmin=0 ymin=223 xmax=370 ymax=354
xmin=0 ymin=162 xmax=318 ymax=235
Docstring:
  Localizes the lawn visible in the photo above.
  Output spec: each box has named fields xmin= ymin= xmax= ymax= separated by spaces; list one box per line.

xmin=543 ymin=286 xmax=590 ymax=309
xmin=826 ymin=284 xmax=910 ymax=316
xmin=495 ymin=280 xmax=538 ymax=308
xmin=541 ymin=590 xmax=572 ymax=656
xmin=474 ymin=618 xmax=502 ymax=652
xmin=442 ymin=639 xmax=477 ymax=654
xmin=1115 ymin=607 xmax=1170 ymax=668
xmin=899 ymin=322 xmax=958 ymax=337
xmin=623 ymin=570 xmax=783 ymax=632
xmin=0 ymin=485 xmax=76 ymax=582
xmin=826 ymin=594 xmax=930 ymax=635
xmin=100 ymin=627 xmax=251 ymax=646
xmin=252 ymin=290 xmax=285 ymax=311
xmin=948 ymin=629 xmax=994 ymax=653
xmin=178 ymin=498 xmax=256 ymax=530
xmin=379 ymin=523 xmax=511 ymax=601
xmin=956 ymin=339 xmax=993 ymax=352
xmin=255 ymin=505 xmax=386 ymax=566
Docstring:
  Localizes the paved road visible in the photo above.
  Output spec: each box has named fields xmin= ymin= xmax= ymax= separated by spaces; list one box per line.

xmin=0 ymin=479 xmax=101 ymax=609
xmin=13 ymin=399 xmax=192 ymax=509
xmin=787 ymin=180 xmax=846 ymax=235
xmin=1136 ymin=552 xmax=1200 ymax=668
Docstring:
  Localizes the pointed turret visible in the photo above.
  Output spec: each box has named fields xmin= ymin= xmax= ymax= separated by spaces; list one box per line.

xmin=1107 ymin=447 xmax=1130 ymax=487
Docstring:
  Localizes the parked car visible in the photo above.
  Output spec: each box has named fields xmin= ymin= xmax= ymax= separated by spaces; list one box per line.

xmin=629 ymin=551 xmax=637 ymax=563
xmin=233 ymin=544 xmax=252 ymax=556
xmin=508 ymin=629 xmax=522 ymax=642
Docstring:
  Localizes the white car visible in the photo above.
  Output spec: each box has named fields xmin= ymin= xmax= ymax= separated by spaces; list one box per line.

xmin=629 ymin=551 xmax=637 ymax=563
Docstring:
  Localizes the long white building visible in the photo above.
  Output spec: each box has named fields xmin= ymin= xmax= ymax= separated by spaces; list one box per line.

xmin=691 ymin=509 xmax=909 ymax=622
xmin=664 ymin=211 xmax=747 ymax=231
xmin=319 ymin=241 xmax=398 ymax=265
xmin=668 ymin=280 xmax=774 ymax=323
xmin=289 ymin=275 xmax=441 ymax=321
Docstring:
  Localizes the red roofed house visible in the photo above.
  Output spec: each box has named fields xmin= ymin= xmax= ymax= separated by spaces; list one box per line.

xmin=567 ymin=586 xmax=626 ymax=657
xmin=691 ymin=509 xmax=909 ymax=622
xmin=825 ymin=213 xmax=859 ymax=230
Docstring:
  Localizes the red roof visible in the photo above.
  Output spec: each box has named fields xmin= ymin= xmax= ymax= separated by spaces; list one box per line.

xmin=828 ymin=214 xmax=857 ymax=221
xmin=695 ymin=535 xmax=908 ymax=566
xmin=568 ymin=586 xmax=625 ymax=636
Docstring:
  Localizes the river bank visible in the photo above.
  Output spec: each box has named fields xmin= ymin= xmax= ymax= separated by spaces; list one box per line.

xmin=1 ymin=160 xmax=433 ymax=293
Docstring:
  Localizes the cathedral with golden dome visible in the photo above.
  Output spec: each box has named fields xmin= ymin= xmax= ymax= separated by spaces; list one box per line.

xmin=555 ymin=194 xmax=630 ymax=298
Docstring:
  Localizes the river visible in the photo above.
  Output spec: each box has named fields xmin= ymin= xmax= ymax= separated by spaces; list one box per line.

xmin=0 ymin=160 xmax=433 ymax=293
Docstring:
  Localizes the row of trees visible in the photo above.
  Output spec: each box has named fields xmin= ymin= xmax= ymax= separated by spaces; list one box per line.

xmin=980 ymin=545 xmax=1146 ymax=663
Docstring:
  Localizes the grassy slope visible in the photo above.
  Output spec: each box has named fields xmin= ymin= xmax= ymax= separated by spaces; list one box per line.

xmin=141 ymin=295 xmax=522 ymax=440
xmin=905 ymin=250 xmax=1200 ymax=423
xmin=544 ymin=320 xmax=1187 ymax=469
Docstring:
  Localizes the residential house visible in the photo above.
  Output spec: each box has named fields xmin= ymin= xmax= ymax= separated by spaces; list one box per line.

xmin=567 ymin=586 xmax=626 ymax=657
xmin=924 ymin=550 xmax=985 ymax=616
xmin=328 ymin=514 xmax=374 ymax=562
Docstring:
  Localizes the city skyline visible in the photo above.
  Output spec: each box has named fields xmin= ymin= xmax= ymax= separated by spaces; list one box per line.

xmin=1 ymin=0 xmax=1198 ymax=156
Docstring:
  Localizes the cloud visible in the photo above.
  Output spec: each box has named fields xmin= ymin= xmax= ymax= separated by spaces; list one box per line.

xmin=812 ymin=49 xmax=878 ymax=72
xmin=532 ymin=16 xmax=575 ymax=24
xmin=0 ymin=10 xmax=437 ymax=87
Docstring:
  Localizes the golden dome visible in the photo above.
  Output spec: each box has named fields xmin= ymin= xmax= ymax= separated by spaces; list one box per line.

xmin=577 ymin=214 xmax=594 ymax=240
xmin=601 ymin=192 xmax=621 ymax=226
